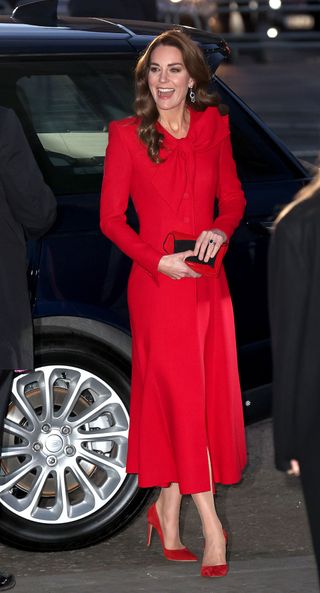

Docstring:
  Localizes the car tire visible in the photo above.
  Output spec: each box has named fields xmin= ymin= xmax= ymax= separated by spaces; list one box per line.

xmin=0 ymin=333 xmax=150 ymax=551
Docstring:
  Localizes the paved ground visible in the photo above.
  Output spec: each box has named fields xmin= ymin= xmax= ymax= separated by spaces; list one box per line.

xmin=0 ymin=420 xmax=318 ymax=592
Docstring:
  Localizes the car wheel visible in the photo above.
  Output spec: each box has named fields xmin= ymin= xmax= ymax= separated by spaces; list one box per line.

xmin=0 ymin=337 xmax=149 ymax=551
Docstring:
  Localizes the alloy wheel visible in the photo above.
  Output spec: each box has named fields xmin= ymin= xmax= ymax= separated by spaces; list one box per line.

xmin=0 ymin=366 xmax=129 ymax=524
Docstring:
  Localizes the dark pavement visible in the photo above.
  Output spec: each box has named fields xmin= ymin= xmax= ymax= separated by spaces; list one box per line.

xmin=0 ymin=420 xmax=318 ymax=592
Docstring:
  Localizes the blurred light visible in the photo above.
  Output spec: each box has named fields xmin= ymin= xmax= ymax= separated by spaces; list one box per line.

xmin=269 ymin=0 xmax=282 ymax=9
xmin=229 ymin=5 xmax=245 ymax=33
xmin=170 ymin=0 xmax=183 ymax=3
xmin=285 ymin=14 xmax=315 ymax=29
xmin=267 ymin=27 xmax=279 ymax=38
xmin=249 ymin=0 xmax=259 ymax=9
xmin=208 ymin=16 xmax=219 ymax=32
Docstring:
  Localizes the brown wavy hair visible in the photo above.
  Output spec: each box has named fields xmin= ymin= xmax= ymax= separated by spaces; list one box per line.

xmin=134 ymin=29 xmax=228 ymax=163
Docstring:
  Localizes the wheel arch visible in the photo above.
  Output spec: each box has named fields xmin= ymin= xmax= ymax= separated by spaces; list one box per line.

xmin=33 ymin=316 xmax=132 ymax=372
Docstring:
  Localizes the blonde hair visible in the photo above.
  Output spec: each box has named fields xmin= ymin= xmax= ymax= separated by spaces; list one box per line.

xmin=275 ymin=168 xmax=320 ymax=224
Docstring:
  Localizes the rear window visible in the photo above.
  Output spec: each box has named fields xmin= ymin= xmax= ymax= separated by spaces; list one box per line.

xmin=0 ymin=57 xmax=135 ymax=194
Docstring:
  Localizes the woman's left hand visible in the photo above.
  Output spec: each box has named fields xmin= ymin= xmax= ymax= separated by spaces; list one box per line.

xmin=194 ymin=228 xmax=227 ymax=262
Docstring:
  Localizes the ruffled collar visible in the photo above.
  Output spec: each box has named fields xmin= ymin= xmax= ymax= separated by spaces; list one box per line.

xmin=147 ymin=107 xmax=230 ymax=213
xmin=155 ymin=107 xmax=228 ymax=156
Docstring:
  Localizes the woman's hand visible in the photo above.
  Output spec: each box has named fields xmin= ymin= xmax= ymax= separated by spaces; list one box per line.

xmin=194 ymin=228 xmax=227 ymax=262
xmin=158 ymin=251 xmax=202 ymax=280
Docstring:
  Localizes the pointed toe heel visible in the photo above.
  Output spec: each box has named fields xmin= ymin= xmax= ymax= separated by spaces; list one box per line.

xmin=164 ymin=547 xmax=198 ymax=562
xmin=147 ymin=503 xmax=197 ymax=562
xmin=201 ymin=564 xmax=228 ymax=578
xmin=200 ymin=528 xmax=228 ymax=578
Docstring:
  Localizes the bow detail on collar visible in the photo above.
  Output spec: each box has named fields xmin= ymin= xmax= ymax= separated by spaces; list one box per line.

xmin=148 ymin=108 xmax=230 ymax=214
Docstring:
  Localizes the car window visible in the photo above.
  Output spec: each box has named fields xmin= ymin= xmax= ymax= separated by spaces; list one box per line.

xmin=213 ymin=77 xmax=303 ymax=183
xmin=0 ymin=58 xmax=135 ymax=194
xmin=0 ymin=57 xmax=302 ymax=195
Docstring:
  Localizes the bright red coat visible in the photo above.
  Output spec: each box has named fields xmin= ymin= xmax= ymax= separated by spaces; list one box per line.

xmin=100 ymin=106 xmax=247 ymax=494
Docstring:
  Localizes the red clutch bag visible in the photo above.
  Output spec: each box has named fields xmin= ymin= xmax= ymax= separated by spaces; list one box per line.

xmin=163 ymin=231 xmax=228 ymax=278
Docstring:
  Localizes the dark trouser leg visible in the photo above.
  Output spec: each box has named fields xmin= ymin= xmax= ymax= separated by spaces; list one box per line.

xmin=0 ymin=371 xmax=14 ymax=451
xmin=300 ymin=461 xmax=320 ymax=582
xmin=0 ymin=370 xmax=16 ymax=587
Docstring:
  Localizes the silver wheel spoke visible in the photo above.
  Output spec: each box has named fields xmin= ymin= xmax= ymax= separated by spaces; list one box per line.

xmin=72 ymin=462 xmax=102 ymax=502
xmin=16 ymin=467 xmax=51 ymax=514
xmin=11 ymin=380 xmax=39 ymax=429
xmin=3 ymin=418 xmax=33 ymax=441
xmin=54 ymin=468 xmax=70 ymax=521
xmin=39 ymin=370 xmax=54 ymax=423
xmin=69 ymin=396 xmax=111 ymax=428
xmin=0 ymin=459 xmax=36 ymax=493
xmin=76 ymin=428 xmax=126 ymax=442
xmin=78 ymin=447 xmax=125 ymax=471
xmin=1 ymin=445 xmax=31 ymax=458
xmin=55 ymin=372 xmax=84 ymax=421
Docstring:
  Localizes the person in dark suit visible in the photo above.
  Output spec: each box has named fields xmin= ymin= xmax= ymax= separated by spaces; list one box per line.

xmin=0 ymin=107 xmax=56 ymax=590
xmin=268 ymin=171 xmax=320 ymax=581
xmin=69 ymin=0 xmax=157 ymax=20
xmin=0 ymin=107 xmax=56 ymax=370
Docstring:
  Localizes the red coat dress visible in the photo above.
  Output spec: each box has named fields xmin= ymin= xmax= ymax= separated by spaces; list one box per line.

xmin=100 ymin=106 xmax=247 ymax=494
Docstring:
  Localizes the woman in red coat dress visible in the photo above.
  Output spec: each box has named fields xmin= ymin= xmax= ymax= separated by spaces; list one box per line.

xmin=100 ymin=29 xmax=247 ymax=577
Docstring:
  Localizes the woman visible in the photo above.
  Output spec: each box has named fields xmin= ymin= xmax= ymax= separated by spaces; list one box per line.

xmin=269 ymin=171 xmax=320 ymax=580
xmin=100 ymin=29 xmax=247 ymax=578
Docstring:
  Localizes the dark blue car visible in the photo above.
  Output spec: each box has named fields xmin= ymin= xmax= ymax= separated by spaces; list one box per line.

xmin=0 ymin=0 xmax=309 ymax=551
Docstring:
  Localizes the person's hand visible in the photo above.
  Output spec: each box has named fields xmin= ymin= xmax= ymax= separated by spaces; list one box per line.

xmin=158 ymin=251 xmax=202 ymax=280
xmin=194 ymin=228 xmax=227 ymax=262
xmin=287 ymin=459 xmax=300 ymax=477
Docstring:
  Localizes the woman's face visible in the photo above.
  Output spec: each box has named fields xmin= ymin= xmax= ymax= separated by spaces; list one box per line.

xmin=148 ymin=44 xmax=194 ymax=113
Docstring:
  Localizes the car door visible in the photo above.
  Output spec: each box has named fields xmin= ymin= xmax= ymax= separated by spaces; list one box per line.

xmin=214 ymin=75 xmax=309 ymax=421
xmin=0 ymin=53 xmax=139 ymax=329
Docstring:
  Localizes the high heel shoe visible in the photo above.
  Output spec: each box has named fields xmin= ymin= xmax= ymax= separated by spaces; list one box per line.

xmin=147 ymin=503 xmax=198 ymax=562
xmin=200 ymin=529 xmax=228 ymax=578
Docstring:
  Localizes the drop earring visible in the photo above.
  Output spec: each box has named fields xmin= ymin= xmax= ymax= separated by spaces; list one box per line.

xmin=189 ymin=86 xmax=196 ymax=103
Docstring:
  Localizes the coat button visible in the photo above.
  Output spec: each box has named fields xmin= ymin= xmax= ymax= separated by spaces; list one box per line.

xmin=183 ymin=192 xmax=189 ymax=199
xmin=183 ymin=217 xmax=190 ymax=223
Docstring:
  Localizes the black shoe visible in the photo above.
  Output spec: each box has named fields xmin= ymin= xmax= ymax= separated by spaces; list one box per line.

xmin=0 ymin=574 xmax=15 ymax=591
